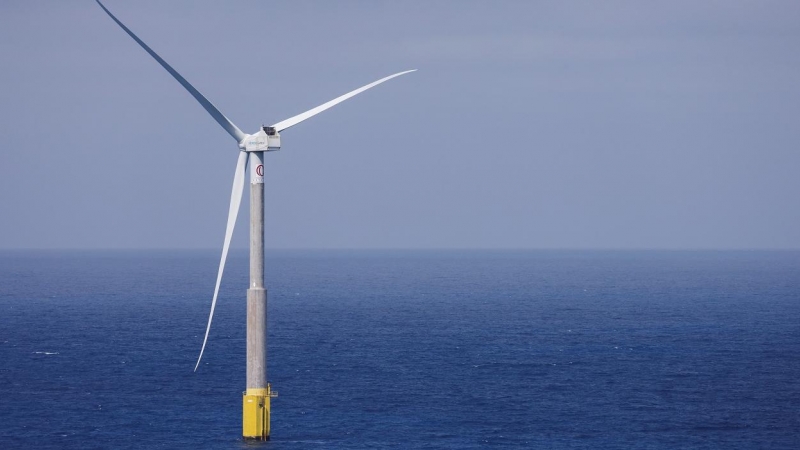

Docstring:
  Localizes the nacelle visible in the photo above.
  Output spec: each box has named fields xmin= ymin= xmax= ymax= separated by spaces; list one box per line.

xmin=244 ymin=127 xmax=281 ymax=152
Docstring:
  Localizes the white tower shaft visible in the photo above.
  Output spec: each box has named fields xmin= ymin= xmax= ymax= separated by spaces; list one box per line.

xmin=247 ymin=151 xmax=266 ymax=389
xmin=243 ymin=151 xmax=272 ymax=439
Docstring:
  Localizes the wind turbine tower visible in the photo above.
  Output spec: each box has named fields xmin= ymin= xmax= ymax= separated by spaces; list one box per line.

xmin=95 ymin=1 xmax=414 ymax=440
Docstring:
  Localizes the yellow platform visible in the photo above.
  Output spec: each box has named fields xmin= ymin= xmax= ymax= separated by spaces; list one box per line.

xmin=243 ymin=384 xmax=277 ymax=440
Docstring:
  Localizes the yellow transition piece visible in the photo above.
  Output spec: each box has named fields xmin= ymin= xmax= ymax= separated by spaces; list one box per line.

xmin=243 ymin=384 xmax=276 ymax=440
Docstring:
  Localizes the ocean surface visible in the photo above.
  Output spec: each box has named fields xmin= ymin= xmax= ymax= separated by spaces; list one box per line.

xmin=1 ymin=250 xmax=798 ymax=449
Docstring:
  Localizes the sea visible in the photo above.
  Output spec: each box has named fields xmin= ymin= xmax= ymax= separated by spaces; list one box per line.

xmin=1 ymin=250 xmax=798 ymax=449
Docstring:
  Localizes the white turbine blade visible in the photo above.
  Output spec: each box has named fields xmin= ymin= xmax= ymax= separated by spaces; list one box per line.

xmin=194 ymin=151 xmax=248 ymax=372
xmin=270 ymin=70 xmax=417 ymax=132
xmin=95 ymin=0 xmax=246 ymax=143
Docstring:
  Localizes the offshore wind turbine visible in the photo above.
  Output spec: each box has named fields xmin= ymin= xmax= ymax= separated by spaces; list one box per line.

xmin=95 ymin=0 xmax=414 ymax=440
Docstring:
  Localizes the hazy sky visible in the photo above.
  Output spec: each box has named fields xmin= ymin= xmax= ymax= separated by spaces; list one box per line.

xmin=1 ymin=1 xmax=798 ymax=249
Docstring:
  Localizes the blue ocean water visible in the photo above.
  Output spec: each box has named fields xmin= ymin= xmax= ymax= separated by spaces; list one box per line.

xmin=1 ymin=250 xmax=798 ymax=449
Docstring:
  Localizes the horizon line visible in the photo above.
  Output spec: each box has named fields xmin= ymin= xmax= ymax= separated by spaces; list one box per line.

xmin=2 ymin=247 xmax=799 ymax=252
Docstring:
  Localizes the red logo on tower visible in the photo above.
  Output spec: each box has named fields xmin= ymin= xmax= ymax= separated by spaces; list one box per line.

xmin=256 ymin=165 xmax=264 ymax=176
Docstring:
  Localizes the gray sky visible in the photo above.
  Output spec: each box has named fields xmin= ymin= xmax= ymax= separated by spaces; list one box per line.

xmin=1 ymin=0 xmax=798 ymax=249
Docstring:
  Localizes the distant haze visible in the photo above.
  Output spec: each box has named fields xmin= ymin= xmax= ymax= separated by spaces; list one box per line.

xmin=1 ymin=1 xmax=798 ymax=249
